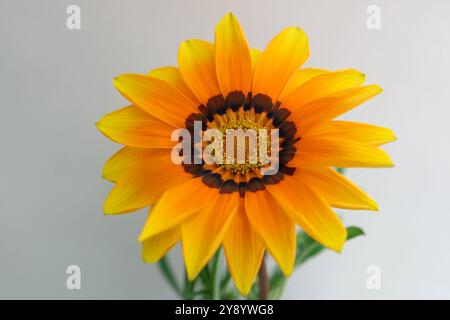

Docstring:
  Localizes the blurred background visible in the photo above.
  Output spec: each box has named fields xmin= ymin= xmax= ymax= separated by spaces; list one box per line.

xmin=1 ymin=0 xmax=449 ymax=299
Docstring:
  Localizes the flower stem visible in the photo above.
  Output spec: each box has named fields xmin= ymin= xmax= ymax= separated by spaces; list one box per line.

xmin=258 ymin=256 xmax=269 ymax=300
xmin=183 ymin=270 xmax=195 ymax=299
xmin=210 ymin=250 xmax=221 ymax=300
xmin=158 ymin=257 xmax=182 ymax=297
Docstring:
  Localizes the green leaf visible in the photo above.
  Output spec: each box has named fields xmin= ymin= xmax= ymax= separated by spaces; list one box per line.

xmin=295 ymin=232 xmax=323 ymax=265
xmin=346 ymin=226 xmax=365 ymax=239
xmin=268 ymin=226 xmax=365 ymax=299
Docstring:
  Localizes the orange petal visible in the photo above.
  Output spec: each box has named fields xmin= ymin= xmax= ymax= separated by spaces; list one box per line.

xmin=294 ymin=167 xmax=378 ymax=211
xmin=147 ymin=66 xmax=200 ymax=104
xmin=266 ymin=177 xmax=347 ymax=252
xmin=291 ymin=84 xmax=383 ymax=133
xmin=280 ymin=68 xmax=328 ymax=100
xmin=250 ymin=48 xmax=261 ymax=73
xmin=252 ymin=27 xmax=309 ymax=102
xmin=142 ymin=227 xmax=180 ymax=263
xmin=113 ymin=73 xmax=199 ymax=128
xmin=138 ymin=178 xmax=217 ymax=240
xmin=103 ymin=147 xmax=165 ymax=183
xmin=244 ymin=190 xmax=296 ymax=276
xmin=303 ymin=120 xmax=396 ymax=146
xmin=181 ymin=192 xmax=239 ymax=280
xmin=96 ymin=105 xmax=175 ymax=148
xmin=104 ymin=150 xmax=190 ymax=214
xmin=281 ymin=69 xmax=365 ymax=111
xmin=178 ymin=39 xmax=221 ymax=105
xmin=292 ymin=137 xmax=394 ymax=168
xmin=215 ymin=13 xmax=252 ymax=97
xmin=223 ymin=199 xmax=265 ymax=296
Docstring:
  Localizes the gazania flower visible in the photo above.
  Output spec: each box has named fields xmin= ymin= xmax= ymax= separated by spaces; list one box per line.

xmin=96 ymin=13 xmax=395 ymax=296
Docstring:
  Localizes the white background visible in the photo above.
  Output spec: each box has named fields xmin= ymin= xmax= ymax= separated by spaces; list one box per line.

xmin=1 ymin=0 xmax=449 ymax=299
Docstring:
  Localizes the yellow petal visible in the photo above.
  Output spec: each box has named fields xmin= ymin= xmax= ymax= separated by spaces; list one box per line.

xmin=215 ymin=13 xmax=252 ymax=97
xmin=223 ymin=199 xmax=264 ymax=296
xmin=244 ymin=190 xmax=296 ymax=276
xmin=113 ymin=73 xmax=199 ymax=128
xmin=292 ymin=137 xmax=395 ymax=168
xmin=178 ymin=39 xmax=221 ymax=105
xmin=102 ymin=147 xmax=166 ymax=183
xmin=138 ymin=178 xmax=217 ymax=241
xmin=104 ymin=150 xmax=190 ymax=214
xmin=281 ymin=69 xmax=365 ymax=111
xmin=252 ymin=27 xmax=309 ymax=102
xmin=266 ymin=177 xmax=347 ymax=252
xmin=142 ymin=227 xmax=180 ymax=263
xmin=303 ymin=120 xmax=396 ymax=146
xmin=250 ymin=48 xmax=261 ymax=72
xmin=147 ymin=66 xmax=200 ymax=104
xmin=181 ymin=192 xmax=239 ymax=280
xmin=295 ymin=167 xmax=378 ymax=211
xmin=280 ymin=68 xmax=328 ymax=100
xmin=96 ymin=105 xmax=175 ymax=148
xmin=291 ymin=84 xmax=383 ymax=133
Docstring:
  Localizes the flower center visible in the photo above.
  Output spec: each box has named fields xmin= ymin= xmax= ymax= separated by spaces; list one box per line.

xmin=213 ymin=110 xmax=271 ymax=175
xmin=182 ymin=91 xmax=299 ymax=196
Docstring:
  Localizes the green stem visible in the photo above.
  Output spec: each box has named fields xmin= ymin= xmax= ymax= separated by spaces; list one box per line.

xmin=158 ymin=257 xmax=181 ymax=297
xmin=220 ymin=271 xmax=231 ymax=290
xmin=183 ymin=270 xmax=195 ymax=299
xmin=210 ymin=250 xmax=221 ymax=300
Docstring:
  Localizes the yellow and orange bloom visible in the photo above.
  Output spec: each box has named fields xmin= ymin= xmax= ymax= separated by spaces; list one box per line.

xmin=96 ymin=13 xmax=395 ymax=296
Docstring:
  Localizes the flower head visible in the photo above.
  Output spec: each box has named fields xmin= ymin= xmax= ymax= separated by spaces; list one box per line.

xmin=96 ymin=13 xmax=395 ymax=296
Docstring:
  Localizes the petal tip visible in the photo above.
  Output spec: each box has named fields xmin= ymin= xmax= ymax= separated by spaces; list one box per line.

xmin=278 ymin=26 xmax=307 ymax=39
xmin=287 ymin=26 xmax=303 ymax=32
xmin=281 ymin=264 xmax=294 ymax=277
xmin=112 ymin=76 xmax=127 ymax=91
xmin=371 ymin=201 xmax=380 ymax=211
xmin=179 ymin=40 xmax=192 ymax=49
xmin=223 ymin=12 xmax=235 ymax=19
xmin=112 ymin=74 xmax=136 ymax=87
xmin=103 ymin=205 xmax=115 ymax=215
xmin=235 ymin=283 xmax=252 ymax=297
xmin=185 ymin=263 xmax=200 ymax=282
xmin=329 ymin=229 xmax=348 ymax=253
xmin=141 ymin=249 xmax=159 ymax=264
xmin=112 ymin=76 xmax=121 ymax=86
xmin=334 ymin=246 xmax=344 ymax=254
xmin=137 ymin=234 xmax=146 ymax=243
xmin=389 ymin=131 xmax=397 ymax=143
xmin=332 ymin=239 xmax=346 ymax=253
xmin=386 ymin=158 xmax=395 ymax=167
xmin=138 ymin=227 xmax=155 ymax=243
xmin=372 ymin=84 xmax=383 ymax=94
xmin=139 ymin=220 xmax=162 ymax=243
xmin=94 ymin=121 xmax=102 ymax=131
xmin=218 ymin=12 xmax=240 ymax=28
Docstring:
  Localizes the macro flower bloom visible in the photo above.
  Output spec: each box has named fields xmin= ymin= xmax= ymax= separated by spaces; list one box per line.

xmin=96 ymin=13 xmax=395 ymax=296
